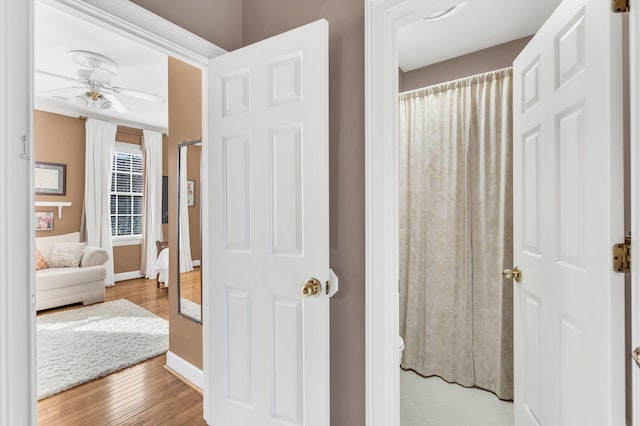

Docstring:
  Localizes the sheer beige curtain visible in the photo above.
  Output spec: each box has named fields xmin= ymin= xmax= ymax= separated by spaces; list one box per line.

xmin=399 ymin=68 xmax=513 ymax=399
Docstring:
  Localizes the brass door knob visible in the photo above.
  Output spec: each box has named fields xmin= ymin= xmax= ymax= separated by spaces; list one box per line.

xmin=503 ymin=267 xmax=522 ymax=283
xmin=302 ymin=278 xmax=322 ymax=297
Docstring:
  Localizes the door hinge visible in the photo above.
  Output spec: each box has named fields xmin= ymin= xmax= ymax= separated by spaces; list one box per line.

xmin=612 ymin=0 xmax=630 ymax=13
xmin=633 ymin=347 xmax=640 ymax=368
xmin=613 ymin=234 xmax=631 ymax=273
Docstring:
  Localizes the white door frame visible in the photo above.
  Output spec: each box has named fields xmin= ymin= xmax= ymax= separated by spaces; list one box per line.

xmin=631 ymin=0 xmax=640 ymax=424
xmin=1 ymin=0 xmax=225 ymax=423
xmin=364 ymin=1 xmax=638 ymax=426
xmin=0 ymin=0 xmax=35 ymax=424
xmin=364 ymin=1 xmax=461 ymax=424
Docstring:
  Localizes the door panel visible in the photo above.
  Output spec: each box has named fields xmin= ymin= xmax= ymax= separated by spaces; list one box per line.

xmin=208 ymin=20 xmax=329 ymax=426
xmin=513 ymin=0 xmax=624 ymax=425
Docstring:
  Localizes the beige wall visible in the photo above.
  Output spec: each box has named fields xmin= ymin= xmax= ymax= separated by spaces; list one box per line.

xmin=400 ymin=36 xmax=533 ymax=92
xmin=167 ymin=56 xmax=203 ymax=369
xmin=243 ymin=3 xmax=366 ymax=425
xmin=131 ymin=0 xmax=243 ymax=52
xmin=34 ymin=110 xmax=148 ymax=275
xmin=34 ymin=110 xmax=85 ymax=238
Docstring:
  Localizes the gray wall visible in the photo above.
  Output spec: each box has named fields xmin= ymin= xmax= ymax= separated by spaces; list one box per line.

xmin=243 ymin=2 xmax=366 ymax=425
xmin=131 ymin=0 xmax=243 ymax=51
xmin=133 ymin=1 xmax=367 ymax=424
xmin=400 ymin=36 xmax=533 ymax=92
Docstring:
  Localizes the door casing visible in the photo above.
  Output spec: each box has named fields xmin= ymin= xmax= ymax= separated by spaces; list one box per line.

xmin=631 ymin=1 xmax=640 ymax=425
xmin=364 ymin=1 xmax=639 ymax=425
xmin=2 ymin=0 xmax=225 ymax=422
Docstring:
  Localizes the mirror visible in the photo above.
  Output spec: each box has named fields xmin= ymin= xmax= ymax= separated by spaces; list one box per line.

xmin=177 ymin=139 xmax=202 ymax=323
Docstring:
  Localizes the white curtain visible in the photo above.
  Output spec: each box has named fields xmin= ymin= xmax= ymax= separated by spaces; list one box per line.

xmin=84 ymin=118 xmax=117 ymax=286
xmin=179 ymin=145 xmax=193 ymax=273
xmin=142 ymin=130 xmax=164 ymax=278
xmin=399 ymin=68 xmax=513 ymax=399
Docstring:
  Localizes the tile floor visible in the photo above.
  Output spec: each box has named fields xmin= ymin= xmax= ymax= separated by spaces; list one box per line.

xmin=401 ymin=369 xmax=514 ymax=426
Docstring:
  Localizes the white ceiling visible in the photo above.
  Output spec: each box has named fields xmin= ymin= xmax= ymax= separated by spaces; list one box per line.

xmin=398 ymin=0 xmax=563 ymax=72
xmin=34 ymin=2 xmax=168 ymax=132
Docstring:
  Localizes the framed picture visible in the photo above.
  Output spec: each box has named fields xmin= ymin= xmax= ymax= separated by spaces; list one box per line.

xmin=35 ymin=212 xmax=54 ymax=231
xmin=186 ymin=180 xmax=195 ymax=207
xmin=35 ymin=162 xmax=66 ymax=195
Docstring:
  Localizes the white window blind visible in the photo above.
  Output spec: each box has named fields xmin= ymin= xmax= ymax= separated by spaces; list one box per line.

xmin=110 ymin=145 xmax=143 ymax=239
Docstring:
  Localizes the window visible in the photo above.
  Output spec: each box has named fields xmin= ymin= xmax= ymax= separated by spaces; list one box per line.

xmin=110 ymin=143 xmax=143 ymax=242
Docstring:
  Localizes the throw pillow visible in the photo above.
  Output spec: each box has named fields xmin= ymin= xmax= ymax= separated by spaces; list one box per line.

xmin=35 ymin=248 xmax=48 ymax=270
xmin=49 ymin=242 xmax=86 ymax=268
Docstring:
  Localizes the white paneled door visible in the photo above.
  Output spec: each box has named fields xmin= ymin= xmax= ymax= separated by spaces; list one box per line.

xmin=512 ymin=0 xmax=624 ymax=425
xmin=208 ymin=20 xmax=329 ymax=426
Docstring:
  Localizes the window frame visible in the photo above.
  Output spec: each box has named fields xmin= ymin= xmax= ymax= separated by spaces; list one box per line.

xmin=110 ymin=141 xmax=144 ymax=247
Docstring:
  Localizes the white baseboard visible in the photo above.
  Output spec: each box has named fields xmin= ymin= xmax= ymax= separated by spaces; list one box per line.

xmin=192 ymin=260 xmax=201 ymax=267
xmin=166 ymin=351 xmax=203 ymax=390
xmin=114 ymin=271 xmax=144 ymax=282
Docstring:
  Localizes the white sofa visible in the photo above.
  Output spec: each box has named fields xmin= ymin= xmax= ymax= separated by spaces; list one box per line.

xmin=36 ymin=232 xmax=107 ymax=311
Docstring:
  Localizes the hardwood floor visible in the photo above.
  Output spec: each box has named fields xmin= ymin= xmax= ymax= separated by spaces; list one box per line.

xmin=179 ymin=267 xmax=201 ymax=305
xmin=38 ymin=278 xmax=206 ymax=426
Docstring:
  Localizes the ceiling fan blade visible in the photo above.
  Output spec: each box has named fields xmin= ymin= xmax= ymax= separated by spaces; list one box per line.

xmin=35 ymin=70 xmax=83 ymax=84
xmin=103 ymin=93 xmax=130 ymax=113
xmin=36 ymin=86 xmax=85 ymax=99
xmin=112 ymin=86 xmax=166 ymax=103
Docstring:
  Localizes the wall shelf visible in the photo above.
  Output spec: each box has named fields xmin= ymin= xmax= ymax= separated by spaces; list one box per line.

xmin=35 ymin=201 xmax=72 ymax=218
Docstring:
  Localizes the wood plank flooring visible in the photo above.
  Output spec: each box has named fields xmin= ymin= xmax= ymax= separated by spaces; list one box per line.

xmin=38 ymin=277 xmax=206 ymax=426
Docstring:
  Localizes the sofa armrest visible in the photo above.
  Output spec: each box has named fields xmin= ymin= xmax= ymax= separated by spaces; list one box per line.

xmin=81 ymin=247 xmax=109 ymax=267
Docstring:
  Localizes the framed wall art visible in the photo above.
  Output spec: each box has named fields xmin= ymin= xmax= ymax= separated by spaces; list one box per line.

xmin=35 ymin=211 xmax=54 ymax=231
xmin=35 ymin=162 xmax=66 ymax=195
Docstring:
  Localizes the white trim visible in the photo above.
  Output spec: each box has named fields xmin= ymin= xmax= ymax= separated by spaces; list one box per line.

xmin=192 ymin=260 xmax=201 ymax=267
xmin=200 ymin=63 xmax=211 ymax=422
xmin=114 ymin=271 xmax=144 ymax=282
xmin=112 ymin=237 xmax=143 ymax=247
xmin=1 ymin=0 xmax=36 ymax=424
xmin=38 ymin=0 xmax=225 ymax=68
xmin=166 ymin=351 xmax=203 ymax=390
xmin=630 ymin=0 xmax=640 ymax=424
xmin=34 ymin=103 xmax=168 ymax=134
xmin=365 ymin=1 xmax=481 ymax=425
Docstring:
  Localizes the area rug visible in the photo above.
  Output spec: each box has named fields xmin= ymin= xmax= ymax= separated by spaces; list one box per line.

xmin=37 ymin=299 xmax=168 ymax=400
xmin=180 ymin=297 xmax=201 ymax=322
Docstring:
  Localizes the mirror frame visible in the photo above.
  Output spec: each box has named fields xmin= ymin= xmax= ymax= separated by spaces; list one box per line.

xmin=177 ymin=138 xmax=203 ymax=323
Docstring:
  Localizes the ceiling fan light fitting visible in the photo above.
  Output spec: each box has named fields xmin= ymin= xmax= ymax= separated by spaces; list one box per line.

xmin=99 ymin=98 xmax=113 ymax=110
xmin=76 ymin=94 xmax=89 ymax=108
xmin=422 ymin=2 xmax=466 ymax=21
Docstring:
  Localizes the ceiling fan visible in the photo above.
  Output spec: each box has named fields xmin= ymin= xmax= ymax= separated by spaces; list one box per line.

xmin=36 ymin=50 xmax=166 ymax=113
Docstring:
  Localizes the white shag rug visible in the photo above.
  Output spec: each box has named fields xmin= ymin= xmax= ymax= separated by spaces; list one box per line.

xmin=180 ymin=297 xmax=201 ymax=322
xmin=37 ymin=299 xmax=168 ymax=400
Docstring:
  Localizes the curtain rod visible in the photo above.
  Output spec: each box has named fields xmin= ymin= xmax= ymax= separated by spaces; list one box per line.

xmin=181 ymin=137 xmax=202 ymax=144
xmin=78 ymin=116 xmax=168 ymax=136
xmin=399 ymin=66 xmax=513 ymax=96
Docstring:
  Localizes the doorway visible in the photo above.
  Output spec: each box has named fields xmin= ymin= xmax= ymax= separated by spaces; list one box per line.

xmin=10 ymin=0 xmax=220 ymax=423
xmin=365 ymin=0 xmax=634 ymax=425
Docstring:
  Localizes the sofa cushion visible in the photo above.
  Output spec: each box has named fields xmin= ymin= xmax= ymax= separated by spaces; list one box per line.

xmin=49 ymin=242 xmax=86 ymax=268
xmin=35 ymin=248 xmax=49 ymax=271
xmin=36 ymin=232 xmax=81 ymax=262
xmin=36 ymin=266 xmax=106 ymax=291
xmin=80 ymin=247 xmax=109 ymax=267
